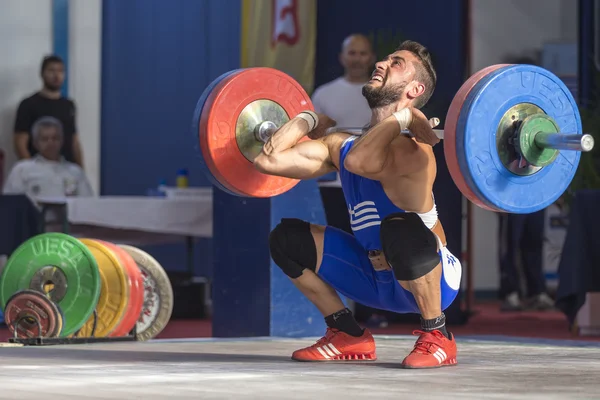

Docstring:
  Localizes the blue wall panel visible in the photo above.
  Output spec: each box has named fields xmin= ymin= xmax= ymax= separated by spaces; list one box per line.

xmin=101 ymin=0 xmax=241 ymax=194
xmin=101 ymin=0 xmax=241 ymax=276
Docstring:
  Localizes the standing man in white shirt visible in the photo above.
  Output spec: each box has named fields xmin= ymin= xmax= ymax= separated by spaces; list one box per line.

xmin=311 ymin=33 xmax=375 ymax=233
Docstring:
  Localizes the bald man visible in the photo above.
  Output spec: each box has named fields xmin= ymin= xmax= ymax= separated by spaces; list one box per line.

xmin=312 ymin=34 xmax=375 ymax=136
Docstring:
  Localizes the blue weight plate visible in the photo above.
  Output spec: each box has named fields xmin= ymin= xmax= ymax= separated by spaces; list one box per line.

xmin=191 ymin=69 xmax=243 ymax=195
xmin=456 ymin=64 xmax=582 ymax=213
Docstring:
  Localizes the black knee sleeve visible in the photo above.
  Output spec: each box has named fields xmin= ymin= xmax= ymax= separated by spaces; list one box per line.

xmin=269 ymin=218 xmax=317 ymax=279
xmin=380 ymin=212 xmax=440 ymax=281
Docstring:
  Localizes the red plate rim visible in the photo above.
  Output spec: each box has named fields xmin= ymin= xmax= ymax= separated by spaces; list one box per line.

xmin=199 ymin=70 xmax=246 ymax=196
xmin=199 ymin=67 xmax=313 ymax=198
xmin=444 ymin=64 xmax=511 ymax=212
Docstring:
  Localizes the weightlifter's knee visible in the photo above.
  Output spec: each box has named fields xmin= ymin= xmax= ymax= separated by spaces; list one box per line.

xmin=380 ymin=212 xmax=441 ymax=281
xmin=269 ymin=218 xmax=317 ymax=279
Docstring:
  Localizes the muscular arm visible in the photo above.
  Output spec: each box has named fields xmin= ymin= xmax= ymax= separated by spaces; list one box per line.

xmin=254 ymin=117 xmax=345 ymax=180
xmin=343 ymin=112 xmax=429 ymax=179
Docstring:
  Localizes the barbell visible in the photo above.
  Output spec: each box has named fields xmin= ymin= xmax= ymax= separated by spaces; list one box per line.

xmin=191 ymin=65 xmax=594 ymax=213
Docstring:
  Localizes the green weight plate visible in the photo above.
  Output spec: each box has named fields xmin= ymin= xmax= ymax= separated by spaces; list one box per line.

xmin=0 ymin=233 xmax=101 ymax=336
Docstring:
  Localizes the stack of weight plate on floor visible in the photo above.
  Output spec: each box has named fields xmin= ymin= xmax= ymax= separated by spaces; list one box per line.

xmin=0 ymin=233 xmax=174 ymax=342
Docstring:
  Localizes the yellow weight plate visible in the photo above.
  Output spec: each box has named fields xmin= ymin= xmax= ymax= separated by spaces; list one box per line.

xmin=76 ymin=239 xmax=129 ymax=337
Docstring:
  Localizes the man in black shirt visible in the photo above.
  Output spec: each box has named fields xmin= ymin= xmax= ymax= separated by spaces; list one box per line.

xmin=13 ymin=55 xmax=84 ymax=167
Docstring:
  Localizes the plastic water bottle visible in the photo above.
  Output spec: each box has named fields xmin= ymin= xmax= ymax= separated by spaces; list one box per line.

xmin=176 ymin=169 xmax=189 ymax=188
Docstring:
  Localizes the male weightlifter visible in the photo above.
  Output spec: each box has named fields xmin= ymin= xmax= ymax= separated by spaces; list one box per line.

xmin=254 ymin=40 xmax=462 ymax=368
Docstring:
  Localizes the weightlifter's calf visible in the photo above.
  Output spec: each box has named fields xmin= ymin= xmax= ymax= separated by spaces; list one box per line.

xmin=268 ymin=213 xmax=461 ymax=367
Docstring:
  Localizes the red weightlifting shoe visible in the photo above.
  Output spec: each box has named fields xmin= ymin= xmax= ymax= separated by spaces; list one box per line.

xmin=401 ymin=329 xmax=457 ymax=369
xmin=292 ymin=328 xmax=377 ymax=362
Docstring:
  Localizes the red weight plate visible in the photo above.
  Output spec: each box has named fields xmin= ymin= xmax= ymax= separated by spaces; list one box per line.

xmin=444 ymin=65 xmax=510 ymax=212
xmin=199 ymin=67 xmax=313 ymax=197
xmin=5 ymin=290 xmax=58 ymax=338
xmin=95 ymin=240 xmax=144 ymax=337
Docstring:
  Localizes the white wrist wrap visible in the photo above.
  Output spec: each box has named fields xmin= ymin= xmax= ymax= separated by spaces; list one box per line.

xmin=296 ymin=110 xmax=319 ymax=131
xmin=393 ymin=108 xmax=413 ymax=130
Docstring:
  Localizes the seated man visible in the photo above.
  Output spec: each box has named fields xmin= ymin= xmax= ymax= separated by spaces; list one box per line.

xmin=3 ymin=116 xmax=93 ymax=199
xmin=254 ymin=40 xmax=462 ymax=368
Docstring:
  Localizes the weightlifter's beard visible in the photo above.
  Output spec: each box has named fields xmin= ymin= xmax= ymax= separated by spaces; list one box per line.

xmin=362 ymin=82 xmax=407 ymax=109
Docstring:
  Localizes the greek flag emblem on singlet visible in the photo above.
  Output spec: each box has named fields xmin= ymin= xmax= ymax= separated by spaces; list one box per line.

xmin=348 ymin=201 xmax=381 ymax=231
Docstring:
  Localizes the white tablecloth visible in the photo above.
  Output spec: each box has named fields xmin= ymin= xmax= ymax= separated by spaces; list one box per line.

xmin=67 ymin=196 xmax=212 ymax=237
xmin=37 ymin=189 xmax=213 ymax=245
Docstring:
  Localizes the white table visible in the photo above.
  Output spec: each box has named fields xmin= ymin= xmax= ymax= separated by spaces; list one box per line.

xmin=36 ymin=189 xmax=213 ymax=274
